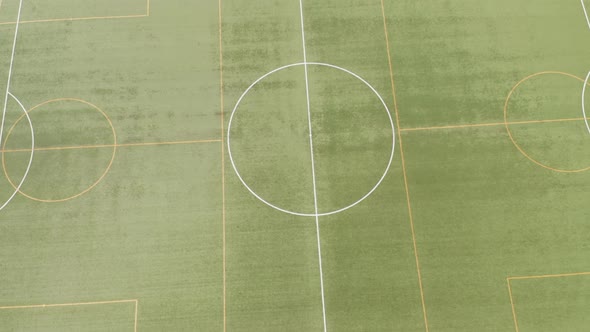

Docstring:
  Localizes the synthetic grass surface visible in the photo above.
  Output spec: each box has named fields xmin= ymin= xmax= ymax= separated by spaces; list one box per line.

xmin=0 ymin=0 xmax=588 ymax=331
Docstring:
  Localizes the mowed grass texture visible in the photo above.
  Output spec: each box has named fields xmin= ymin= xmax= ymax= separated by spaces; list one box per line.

xmin=0 ymin=1 xmax=588 ymax=332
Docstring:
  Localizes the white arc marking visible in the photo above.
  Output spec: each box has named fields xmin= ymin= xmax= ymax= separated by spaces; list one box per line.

xmin=0 ymin=93 xmax=34 ymax=212
xmin=226 ymin=62 xmax=395 ymax=217
xmin=0 ymin=0 xmax=32 ymax=213
xmin=581 ymin=71 xmax=590 ymax=133
xmin=581 ymin=0 xmax=590 ymax=134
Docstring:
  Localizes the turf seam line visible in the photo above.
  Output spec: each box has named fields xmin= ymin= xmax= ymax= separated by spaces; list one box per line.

xmin=380 ymin=1 xmax=430 ymax=331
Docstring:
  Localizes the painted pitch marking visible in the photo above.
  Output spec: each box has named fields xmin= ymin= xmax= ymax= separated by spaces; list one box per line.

xmin=506 ymin=272 xmax=590 ymax=332
xmin=380 ymin=0 xmax=430 ymax=331
xmin=0 ymin=93 xmax=34 ymax=212
xmin=0 ymin=0 xmax=24 ymax=150
xmin=298 ymin=1 xmax=327 ymax=331
xmin=580 ymin=0 xmax=590 ymax=134
xmin=0 ymin=299 xmax=138 ymax=332
xmin=226 ymin=63 xmax=395 ymax=217
xmin=0 ymin=0 xmax=150 ymax=26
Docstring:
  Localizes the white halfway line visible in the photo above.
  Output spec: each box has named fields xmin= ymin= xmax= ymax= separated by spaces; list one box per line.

xmin=580 ymin=0 xmax=590 ymax=134
xmin=298 ymin=0 xmax=327 ymax=331
xmin=0 ymin=0 xmax=24 ymax=149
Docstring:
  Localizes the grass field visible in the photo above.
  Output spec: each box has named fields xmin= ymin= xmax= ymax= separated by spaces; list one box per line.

xmin=0 ymin=0 xmax=589 ymax=331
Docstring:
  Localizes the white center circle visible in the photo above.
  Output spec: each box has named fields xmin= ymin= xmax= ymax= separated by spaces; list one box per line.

xmin=227 ymin=62 xmax=396 ymax=217
xmin=0 ymin=92 xmax=34 ymax=211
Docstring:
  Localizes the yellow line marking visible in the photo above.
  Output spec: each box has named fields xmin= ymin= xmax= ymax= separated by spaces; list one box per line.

xmin=506 ymin=278 xmax=520 ymax=332
xmin=503 ymin=71 xmax=590 ymax=173
xmin=0 ymin=299 xmax=138 ymax=331
xmin=380 ymin=1 xmax=429 ymax=331
xmin=508 ymin=271 xmax=590 ymax=281
xmin=2 ymin=98 xmax=117 ymax=203
xmin=0 ymin=14 xmax=148 ymax=26
xmin=506 ymin=272 xmax=590 ymax=332
xmin=400 ymin=117 xmax=590 ymax=132
xmin=0 ymin=299 xmax=137 ymax=310
xmin=218 ymin=0 xmax=227 ymax=330
xmin=0 ymin=0 xmax=150 ymax=25
xmin=0 ymin=139 xmax=222 ymax=153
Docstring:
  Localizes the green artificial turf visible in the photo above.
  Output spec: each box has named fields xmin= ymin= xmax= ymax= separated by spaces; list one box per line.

xmin=0 ymin=0 xmax=588 ymax=331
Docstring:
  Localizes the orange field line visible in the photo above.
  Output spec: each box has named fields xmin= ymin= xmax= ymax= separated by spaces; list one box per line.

xmin=506 ymin=272 xmax=590 ymax=332
xmin=380 ymin=1 xmax=429 ymax=331
xmin=508 ymin=271 xmax=590 ymax=281
xmin=0 ymin=139 xmax=221 ymax=153
xmin=506 ymin=279 xmax=520 ymax=332
xmin=0 ymin=14 xmax=148 ymax=26
xmin=0 ymin=0 xmax=150 ymax=26
xmin=400 ymin=117 xmax=590 ymax=133
xmin=218 ymin=0 xmax=227 ymax=331
xmin=0 ymin=299 xmax=137 ymax=310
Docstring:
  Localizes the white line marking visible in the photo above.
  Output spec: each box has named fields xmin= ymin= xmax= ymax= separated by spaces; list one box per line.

xmin=0 ymin=92 xmax=34 ymax=211
xmin=298 ymin=1 xmax=327 ymax=331
xmin=582 ymin=0 xmax=590 ymax=29
xmin=581 ymin=0 xmax=590 ymax=134
xmin=582 ymin=71 xmax=590 ymax=133
xmin=226 ymin=62 xmax=395 ymax=217
xmin=0 ymin=0 xmax=24 ymax=149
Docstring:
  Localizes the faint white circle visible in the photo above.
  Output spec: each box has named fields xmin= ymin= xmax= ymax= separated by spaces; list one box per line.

xmin=0 ymin=92 xmax=34 ymax=211
xmin=227 ymin=62 xmax=396 ymax=217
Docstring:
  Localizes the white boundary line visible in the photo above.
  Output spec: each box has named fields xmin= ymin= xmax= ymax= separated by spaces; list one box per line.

xmin=0 ymin=92 xmax=34 ymax=211
xmin=0 ymin=0 xmax=24 ymax=149
xmin=298 ymin=1 xmax=327 ymax=331
xmin=580 ymin=0 xmax=590 ymax=134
